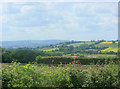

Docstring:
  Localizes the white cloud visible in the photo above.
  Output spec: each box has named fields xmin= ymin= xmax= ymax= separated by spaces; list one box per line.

xmin=2 ymin=0 xmax=119 ymax=2
xmin=6 ymin=24 xmax=68 ymax=40
xmin=0 ymin=31 xmax=1 ymax=41
xmin=0 ymin=5 xmax=2 ymax=41
xmin=2 ymin=2 xmax=118 ymax=41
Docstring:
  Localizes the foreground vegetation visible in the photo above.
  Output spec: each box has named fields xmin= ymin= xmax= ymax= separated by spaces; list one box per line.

xmin=2 ymin=60 xmax=119 ymax=88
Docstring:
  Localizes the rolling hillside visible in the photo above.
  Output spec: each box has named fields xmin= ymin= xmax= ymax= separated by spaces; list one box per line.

xmin=39 ymin=41 xmax=118 ymax=55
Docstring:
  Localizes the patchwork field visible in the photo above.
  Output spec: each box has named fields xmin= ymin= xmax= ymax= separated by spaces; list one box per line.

xmin=101 ymin=47 xmax=118 ymax=53
xmin=37 ymin=41 xmax=118 ymax=56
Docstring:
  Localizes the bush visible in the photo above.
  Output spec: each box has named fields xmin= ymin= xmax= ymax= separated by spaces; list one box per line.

xmin=2 ymin=60 xmax=119 ymax=88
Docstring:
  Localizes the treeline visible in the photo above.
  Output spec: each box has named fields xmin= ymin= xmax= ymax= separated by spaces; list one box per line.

xmin=2 ymin=48 xmax=49 ymax=63
xmin=1 ymin=48 xmax=64 ymax=63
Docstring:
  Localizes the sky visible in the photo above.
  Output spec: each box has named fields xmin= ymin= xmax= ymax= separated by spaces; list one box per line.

xmin=0 ymin=0 xmax=119 ymax=41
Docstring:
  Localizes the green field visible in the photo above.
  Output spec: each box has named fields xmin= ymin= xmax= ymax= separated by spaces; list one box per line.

xmin=67 ymin=42 xmax=95 ymax=47
xmin=101 ymin=47 xmax=118 ymax=53
xmin=38 ymin=41 xmax=118 ymax=55
xmin=42 ymin=48 xmax=59 ymax=52
xmin=100 ymin=41 xmax=118 ymax=44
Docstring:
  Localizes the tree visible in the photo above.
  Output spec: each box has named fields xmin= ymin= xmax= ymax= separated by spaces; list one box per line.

xmin=112 ymin=41 xmax=115 ymax=44
xmin=69 ymin=46 xmax=74 ymax=51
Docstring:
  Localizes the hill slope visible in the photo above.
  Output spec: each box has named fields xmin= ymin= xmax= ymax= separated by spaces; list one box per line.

xmin=39 ymin=41 xmax=118 ymax=55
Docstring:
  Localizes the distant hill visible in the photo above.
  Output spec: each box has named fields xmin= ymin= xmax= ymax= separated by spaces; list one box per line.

xmin=1 ymin=40 xmax=68 ymax=48
xmin=38 ymin=40 xmax=118 ymax=55
xmin=1 ymin=40 xmax=118 ymax=55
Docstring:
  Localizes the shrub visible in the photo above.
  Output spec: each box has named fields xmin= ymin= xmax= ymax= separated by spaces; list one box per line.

xmin=2 ymin=60 xmax=119 ymax=88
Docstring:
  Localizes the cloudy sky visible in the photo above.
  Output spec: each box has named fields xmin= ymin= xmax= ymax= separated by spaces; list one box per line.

xmin=0 ymin=0 xmax=118 ymax=41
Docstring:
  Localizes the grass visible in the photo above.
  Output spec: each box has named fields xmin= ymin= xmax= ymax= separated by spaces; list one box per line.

xmin=43 ymin=48 xmax=59 ymax=52
xmin=67 ymin=42 xmax=95 ymax=47
xmin=39 ymin=48 xmax=59 ymax=52
xmin=63 ymin=53 xmax=117 ymax=58
xmin=67 ymin=43 xmax=84 ymax=47
xmin=100 ymin=41 xmax=118 ymax=44
xmin=100 ymin=41 xmax=113 ymax=44
xmin=95 ymin=43 xmax=117 ymax=50
xmin=86 ymin=54 xmax=117 ymax=58
xmin=101 ymin=47 xmax=118 ymax=53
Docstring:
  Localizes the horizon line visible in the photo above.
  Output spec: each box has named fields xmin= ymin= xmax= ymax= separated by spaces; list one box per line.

xmin=0 ymin=39 xmax=118 ymax=42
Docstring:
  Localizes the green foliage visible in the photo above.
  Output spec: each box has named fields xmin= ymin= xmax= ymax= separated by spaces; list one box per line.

xmin=33 ymin=56 xmax=118 ymax=65
xmin=2 ymin=49 xmax=49 ymax=63
xmin=87 ymin=65 xmax=118 ymax=88
xmin=2 ymin=60 xmax=119 ymax=88
xmin=2 ymin=40 xmax=118 ymax=64
xmin=79 ymin=54 xmax=85 ymax=58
